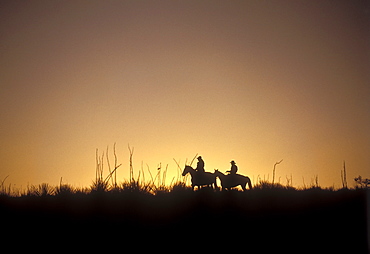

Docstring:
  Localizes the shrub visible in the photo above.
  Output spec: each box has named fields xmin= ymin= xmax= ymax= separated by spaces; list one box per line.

xmin=27 ymin=183 xmax=55 ymax=197
xmin=55 ymin=183 xmax=75 ymax=196
xmin=354 ymin=176 xmax=369 ymax=189
xmin=90 ymin=178 xmax=110 ymax=193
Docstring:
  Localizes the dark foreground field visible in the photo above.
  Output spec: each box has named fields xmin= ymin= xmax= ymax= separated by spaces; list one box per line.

xmin=1 ymin=188 xmax=368 ymax=252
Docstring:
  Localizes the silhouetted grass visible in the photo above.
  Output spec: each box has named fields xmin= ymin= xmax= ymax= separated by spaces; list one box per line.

xmin=0 ymin=179 xmax=367 ymax=253
xmin=254 ymin=179 xmax=296 ymax=190
xmin=26 ymin=183 xmax=55 ymax=197
xmin=1 ymin=147 xmax=368 ymax=252
xmin=0 ymin=174 xmax=366 ymax=197
xmin=55 ymin=183 xmax=75 ymax=196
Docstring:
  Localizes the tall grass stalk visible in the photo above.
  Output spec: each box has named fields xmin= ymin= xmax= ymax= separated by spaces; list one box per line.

xmin=0 ymin=175 xmax=10 ymax=196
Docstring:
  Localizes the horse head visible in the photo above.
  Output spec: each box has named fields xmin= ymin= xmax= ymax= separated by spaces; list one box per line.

xmin=182 ymin=165 xmax=194 ymax=176
xmin=214 ymin=169 xmax=224 ymax=177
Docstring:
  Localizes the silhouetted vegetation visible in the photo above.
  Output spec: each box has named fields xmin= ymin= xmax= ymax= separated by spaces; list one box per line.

xmin=1 ymin=183 xmax=367 ymax=252
xmin=0 ymin=148 xmax=368 ymax=252
xmin=355 ymin=175 xmax=370 ymax=189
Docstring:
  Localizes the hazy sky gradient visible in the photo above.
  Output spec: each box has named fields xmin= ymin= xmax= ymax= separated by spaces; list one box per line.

xmin=1 ymin=0 xmax=369 ymax=188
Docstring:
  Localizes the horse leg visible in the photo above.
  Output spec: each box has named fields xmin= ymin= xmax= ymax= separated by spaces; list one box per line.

xmin=247 ymin=178 xmax=253 ymax=189
xmin=241 ymin=183 xmax=247 ymax=191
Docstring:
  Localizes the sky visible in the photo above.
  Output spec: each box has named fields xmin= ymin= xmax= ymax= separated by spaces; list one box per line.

xmin=1 ymin=0 xmax=369 ymax=190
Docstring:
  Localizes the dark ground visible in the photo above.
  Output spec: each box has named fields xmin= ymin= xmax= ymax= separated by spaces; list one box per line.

xmin=1 ymin=188 xmax=368 ymax=252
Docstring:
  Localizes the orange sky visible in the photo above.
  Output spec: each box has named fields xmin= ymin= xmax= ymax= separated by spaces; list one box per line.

xmin=1 ymin=0 xmax=369 ymax=189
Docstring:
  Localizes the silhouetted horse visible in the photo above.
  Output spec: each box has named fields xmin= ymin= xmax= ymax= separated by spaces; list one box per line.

xmin=214 ymin=169 xmax=252 ymax=191
xmin=182 ymin=165 xmax=217 ymax=190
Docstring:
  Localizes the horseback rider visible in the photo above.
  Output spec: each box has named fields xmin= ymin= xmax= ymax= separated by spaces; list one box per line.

xmin=226 ymin=160 xmax=238 ymax=175
xmin=195 ymin=156 xmax=205 ymax=173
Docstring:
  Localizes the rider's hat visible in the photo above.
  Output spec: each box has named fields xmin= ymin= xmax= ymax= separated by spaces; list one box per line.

xmin=230 ymin=160 xmax=236 ymax=164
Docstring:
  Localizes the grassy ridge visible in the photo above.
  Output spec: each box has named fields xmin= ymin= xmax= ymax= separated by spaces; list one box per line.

xmin=0 ymin=148 xmax=368 ymax=252
xmin=0 ymin=184 xmax=367 ymax=252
